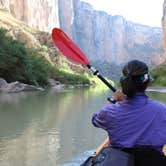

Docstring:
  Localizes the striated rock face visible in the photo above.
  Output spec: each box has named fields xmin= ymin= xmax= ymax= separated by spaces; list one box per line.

xmin=0 ymin=0 xmax=165 ymax=77
xmin=72 ymin=0 xmax=164 ymax=67
xmin=58 ymin=0 xmax=73 ymax=37
xmin=0 ymin=0 xmax=9 ymax=10
xmin=0 ymin=0 xmax=59 ymax=32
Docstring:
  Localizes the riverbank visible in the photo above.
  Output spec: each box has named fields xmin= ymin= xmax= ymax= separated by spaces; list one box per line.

xmin=0 ymin=77 xmax=93 ymax=93
xmin=0 ymin=78 xmax=44 ymax=93
xmin=1 ymin=76 xmax=166 ymax=94
xmin=147 ymin=86 xmax=166 ymax=93
xmin=151 ymin=63 xmax=166 ymax=87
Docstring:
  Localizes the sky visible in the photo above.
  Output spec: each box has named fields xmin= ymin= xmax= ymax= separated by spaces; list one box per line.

xmin=82 ymin=0 xmax=164 ymax=27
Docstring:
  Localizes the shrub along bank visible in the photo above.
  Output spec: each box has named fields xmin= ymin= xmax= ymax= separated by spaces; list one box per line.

xmin=151 ymin=64 xmax=166 ymax=86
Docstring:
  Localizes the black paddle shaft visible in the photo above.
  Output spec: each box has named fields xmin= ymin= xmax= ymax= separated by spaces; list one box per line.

xmin=87 ymin=64 xmax=117 ymax=92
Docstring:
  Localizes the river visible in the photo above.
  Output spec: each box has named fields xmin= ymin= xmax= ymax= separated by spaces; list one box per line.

xmin=0 ymin=87 xmax=165 ymax=166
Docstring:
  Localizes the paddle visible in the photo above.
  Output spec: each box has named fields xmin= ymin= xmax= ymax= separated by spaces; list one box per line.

xmin=52 ymin=28 xmax=117 ymax=162
xmin=52 ymin=28 xmax=117 ymax=94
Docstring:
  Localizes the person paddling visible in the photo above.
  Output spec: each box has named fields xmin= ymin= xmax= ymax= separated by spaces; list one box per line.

xmin=92 ymin=60 xmax=166 ymax=165
xmin=51 ymin=29 xmax=166 ymax=165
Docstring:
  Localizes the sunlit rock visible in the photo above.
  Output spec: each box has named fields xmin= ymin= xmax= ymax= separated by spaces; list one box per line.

xmin=0 ymin=78 xmax=43 ymax=93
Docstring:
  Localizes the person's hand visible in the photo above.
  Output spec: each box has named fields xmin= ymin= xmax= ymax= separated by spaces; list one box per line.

xmin=91 ymin=137 xmax=110 ymax=157
xmin=113 ymin=90 xmax=126 ymax=102
xmin=162 ymin=144 xmax=166 ymax=156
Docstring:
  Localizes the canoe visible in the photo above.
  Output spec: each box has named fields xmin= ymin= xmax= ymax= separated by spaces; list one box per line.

xmin=80 ymin=146 xmax=166 ymax=166
xmin=80 ymin=147 xmax=134 ymax=166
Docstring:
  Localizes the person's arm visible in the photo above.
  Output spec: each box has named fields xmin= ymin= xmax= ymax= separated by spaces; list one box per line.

xmin=91 ymin=90 xmax=126 ymax=156
xmin=91 ymin=137 xmax=110 ymax=156
xmin=92 ymin=90 xmax=126 ymax=129
xmin=162 ymin=144 xmax=166 ymax=156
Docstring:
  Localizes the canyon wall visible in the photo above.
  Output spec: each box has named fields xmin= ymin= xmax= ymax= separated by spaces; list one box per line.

xmin=72 ymin=0 xmax=164 ymax=67
xmin=0 ymin=0 xmax=59 ymax=32
xmin=0 ymin=0 xmax=165 ymax=77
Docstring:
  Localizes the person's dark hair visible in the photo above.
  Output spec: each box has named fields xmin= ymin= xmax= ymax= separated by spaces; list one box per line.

xmin=120 ymin=60 xmax=151 ymax=98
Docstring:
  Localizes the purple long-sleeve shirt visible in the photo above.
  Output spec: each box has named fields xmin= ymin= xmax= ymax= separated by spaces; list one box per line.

xmin=92 ymin=93 xmax=166 ymax=152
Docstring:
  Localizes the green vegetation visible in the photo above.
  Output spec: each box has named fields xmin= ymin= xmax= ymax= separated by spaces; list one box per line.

xmin=0 ymin=28 xmax=52 ymax=86
xmin=0 ymin=28 xmax=90 ymax=86
xmin=51 ymin=68 xmax=90 ymax=85
xmin=89 ymin=76 xmax=115 ymax=90
xmin=151 ymin=64 xmax=166 ymax=86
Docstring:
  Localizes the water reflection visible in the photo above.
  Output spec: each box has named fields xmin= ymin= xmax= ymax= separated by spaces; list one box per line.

xmin=0 ymin=88 xmax=165 ymax=166
xmin=0 ymin=88 xmax=108 ymax=166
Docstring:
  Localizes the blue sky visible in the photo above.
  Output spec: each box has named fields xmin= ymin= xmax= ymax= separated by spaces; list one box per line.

xmin=82 ymin=0 xmax=164 ymax=27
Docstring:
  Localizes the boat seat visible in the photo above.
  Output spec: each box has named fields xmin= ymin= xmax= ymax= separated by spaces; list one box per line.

xmin=122 ymin=147 xmax=166 ymax=166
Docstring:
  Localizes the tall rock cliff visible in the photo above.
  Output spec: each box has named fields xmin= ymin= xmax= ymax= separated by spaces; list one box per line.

xmin=0 ymin=0 xmax=165 ymax=78
xmin=58 ymin=0 xmax=73 ymax=37
xmin=0 ymin=0 xmax=59 ymax=32
xmin=72 ymin=0 xmax=164 ymax=67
